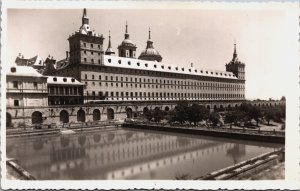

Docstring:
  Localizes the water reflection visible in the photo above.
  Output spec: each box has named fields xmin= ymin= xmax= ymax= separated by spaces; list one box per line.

xmin=7 ymin=129 xmax=281 ymax=180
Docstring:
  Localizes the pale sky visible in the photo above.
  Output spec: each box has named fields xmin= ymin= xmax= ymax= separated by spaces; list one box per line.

xmin=7 ymin=8 xmax=298 ymax=100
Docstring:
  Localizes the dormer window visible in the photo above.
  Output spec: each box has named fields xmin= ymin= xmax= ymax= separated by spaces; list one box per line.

xmin=53 ymin=77 xmax=57 ymax=82
xmin=201 ymin=70 xmax=203 ymax=73
xmin=175 ymin=67 xmax=178 ymax=71
xmin=63 ymin=78 xmax=67 ymax=82
xmin=71 ymin=78 xmax=75 ymax=82
xmin=220 ymin=73 xmax=223 ymax=76
xmin=206 ymin=71 xmax=208 ymax=74
xmin=225 ymin=74 xmax=227 ymax=76
xmin=118 ymin=60 xmax=121 ymax=64
xmin=137 ymin=62 xmax=140 ymax=66
xmin=108 ymin=59 xmax=111 ymax=63
xmin=229 ymin=74 xmax=231 ymax=77
xmin=195 ymin=70 xmax=197 ymax=72
xmin=128 ymin=61 xmax=131 ymax=65
xmin=11 ymin=67 xmax=16 ymax=73
xmin=211 ymin=72 xmax=213 ymax=74
xmin=216 ymin=73 xmax=218 ymax=75
xmin=189 ymin=69 xmax=191 ymax=72
xmin=182 ymin=68 xmax=184 ymax=71
xmin=168 ymin=66 xmax=171 ymax=70
xmin=161 ymin=65 xmax=164 ymax=69
xmin=154 ymin=65 xmax=157 ymax=68
xmin=145 ymin=63 xmax=148 ymax=67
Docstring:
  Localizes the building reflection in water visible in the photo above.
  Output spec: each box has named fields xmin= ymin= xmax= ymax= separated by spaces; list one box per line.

xmin=7 ymin=129 xmax=280 ymax=180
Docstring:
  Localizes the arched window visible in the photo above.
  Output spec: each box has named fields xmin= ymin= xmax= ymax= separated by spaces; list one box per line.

xmin=60 ymin=110 xmax=69 ymax=123
xmin=107 ymin=108 xmax=114 ymax=120
xmin=93 ymin=109 xmax=101 ymax=121
xmin=77 ymin=109 xmax=86 ymax=122
xmin=32 ymin=111 xmax=43 ymax=125
xmin=126 ymin=107 xmax=133 ymax=118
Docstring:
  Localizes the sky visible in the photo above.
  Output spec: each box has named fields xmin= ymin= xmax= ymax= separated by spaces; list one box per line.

xmin=6 ymin=7 xmax=298 ymax=100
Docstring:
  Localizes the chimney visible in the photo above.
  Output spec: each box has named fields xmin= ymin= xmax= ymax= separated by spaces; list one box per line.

xmin=191 ymin=62 xmax=193 ymax=67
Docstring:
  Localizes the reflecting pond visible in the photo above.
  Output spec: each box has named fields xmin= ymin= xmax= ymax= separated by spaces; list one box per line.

xmin=6 ymin=128 xmax=282 ymax=180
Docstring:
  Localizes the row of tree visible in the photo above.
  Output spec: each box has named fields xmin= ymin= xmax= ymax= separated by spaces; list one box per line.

xmin=142 ymin=101 xmax=285 ymax=128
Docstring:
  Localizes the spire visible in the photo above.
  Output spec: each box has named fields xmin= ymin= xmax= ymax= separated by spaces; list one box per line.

xmin=124 ymin=21 xmax=130 ymax=39
xmin=148 ymin=27 xmax=151 ymax=40
xmin=82 ymin=8 xmax=89 ymax=25
xmin=233 ymin=42 xmax=238 ymax=60
xmin=105 ymin=30 xmax=115 ymax=55
xmin=108 ymin=30 xmax=112 ymax=48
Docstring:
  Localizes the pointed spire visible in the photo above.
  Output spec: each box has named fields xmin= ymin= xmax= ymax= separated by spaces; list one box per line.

xmin=105 ymin=30 xmax=115 ymax=55
xmin=124 ymin=21 xmax=130 ymax=39
xmin=233 ymin=41 xmax=238 ymax=60
xmin=108 ymin=30 xmax=112 ymax=48
xmin=148 ymin=27 xmax=151 ymax=40
xmin=82 ymin=8 xmax=89 ymax=25
xmin=83 ymin=8 xmax=87 ymax=17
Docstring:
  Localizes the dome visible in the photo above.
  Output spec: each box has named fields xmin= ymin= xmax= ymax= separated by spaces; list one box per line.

xmin=121 ymin=39 xmax=135 ymax=46
xmin=140 ymin=48 xmax=160 ymax=56
xmin=138 ymin=29 xmax=162 ymax=62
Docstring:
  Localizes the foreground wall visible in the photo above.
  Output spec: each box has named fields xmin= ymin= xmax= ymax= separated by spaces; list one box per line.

xmin=6 ymin=100 xmax=285 ymax=128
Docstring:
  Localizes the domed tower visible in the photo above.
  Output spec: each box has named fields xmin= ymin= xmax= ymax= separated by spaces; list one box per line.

xmin=226 ymin=43 xmax=245 ymax=80
xmin=105 ymin=30 xmax=115 ymax=55
xmin=138 ymin=28 xmax=162 ymax=62
xmin=117 ymin=22 xmax=137 ymax=58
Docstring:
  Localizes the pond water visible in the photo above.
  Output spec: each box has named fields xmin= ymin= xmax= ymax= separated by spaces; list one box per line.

xmin=6 ymin=128 xmax=282 ymax=180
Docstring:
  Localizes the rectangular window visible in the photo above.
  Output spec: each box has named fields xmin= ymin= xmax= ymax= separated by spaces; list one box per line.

xmin=33 ymin=82 xmax=38 ymax=89
xmin=14 ymin=100 xmax=19 ymax=106
xmin=13 ymin=81 xmax=18 ymax=89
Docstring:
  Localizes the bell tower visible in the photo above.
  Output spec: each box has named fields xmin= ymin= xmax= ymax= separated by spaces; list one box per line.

xmin=117 ymin=22 xmax=137 ymax=58
xmin=226 ymin=43 xmax=245 ymax=80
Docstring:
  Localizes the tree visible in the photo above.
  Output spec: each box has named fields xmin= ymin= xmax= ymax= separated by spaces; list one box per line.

xmin=249 ymin=106 xmax=262 ymax=127
xmin=143 ymin=108 xmax=153 ymax=121
xmin=153 ymin=107 xmax=163 ymax=122
xmin=264 ymin=109 xmax=275 ymax=125
xmin=209 ymin=112 xmax=220 ymax=127
xmin=173 ymin=101 xmax=189 ymax=124
xmin=225 ymin=111 xmax=239 ymax=128
xmin=187 ymin=104 xmax=209 ymax=125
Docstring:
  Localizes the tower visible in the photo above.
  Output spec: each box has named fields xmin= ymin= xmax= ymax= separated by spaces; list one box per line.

xmin=68 ymin=8 xmax=105 ymax=66
xmin=226 ymin=43 xmax=245 ymax=80
xmin=138 ymin=28 xmax=162 ymax=62
xmin=117 ymin=22 xmax=137 ymax=58
xmin=105 ymin=31 xmax=115 ymax=55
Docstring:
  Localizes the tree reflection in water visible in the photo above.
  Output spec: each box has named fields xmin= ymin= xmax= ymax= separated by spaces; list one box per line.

xmin=226 ymin=144 xmax=246 ymax=164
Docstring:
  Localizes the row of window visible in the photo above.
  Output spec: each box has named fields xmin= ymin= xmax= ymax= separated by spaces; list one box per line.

xmin=48 ymin=86 xmax=83 ymax=96
xmin=12 ymin=81 xmax=38 ymax=89
xmin=84 ymin=75 xmax=244 ymax=89
xmin=70 ymin=42 xmax=101 ymax=51
xmin=107 ymin=58 xmax=235 ymax=77
xmin=86 ymin=91 xmax=245 ymax=99
xmin=85 ymin=81 xmax=244 ymax=91
xmin=77 ymin=65 xmax=242 ymax=83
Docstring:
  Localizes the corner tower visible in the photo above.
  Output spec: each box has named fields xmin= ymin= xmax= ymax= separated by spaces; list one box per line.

xmin=117 ymin=22 xmax=137 ymax=58
xmin=68 ymin=8 xmax=105 ymax=66
xmin=138 ymin=28 xmax=162 ymax=62
xmin=226 ymin=43 xmax=245 ymax=80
